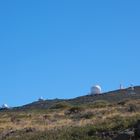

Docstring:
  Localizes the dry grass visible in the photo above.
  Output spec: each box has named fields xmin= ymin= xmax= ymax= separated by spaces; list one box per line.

xmin=0 ymin=99 xmax=140 ymax=138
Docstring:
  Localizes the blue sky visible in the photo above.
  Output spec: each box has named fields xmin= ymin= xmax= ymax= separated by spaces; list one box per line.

xmin=0 ymin=0 xmax=140 ymax=107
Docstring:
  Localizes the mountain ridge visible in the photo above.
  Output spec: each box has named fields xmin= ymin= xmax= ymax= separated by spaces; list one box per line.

xmin=19 ymin=86 xmax=140 ymax=110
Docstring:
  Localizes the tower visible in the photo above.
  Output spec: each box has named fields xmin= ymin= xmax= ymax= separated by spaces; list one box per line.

xmin=120 ymin=84 xmax=124 ymax=90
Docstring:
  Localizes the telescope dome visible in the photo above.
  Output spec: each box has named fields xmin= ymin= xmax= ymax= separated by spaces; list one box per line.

xmin=1 ymin=104 xmax=9 ymax=109
xmin=91 ymin=85 xmax=102 ymax=94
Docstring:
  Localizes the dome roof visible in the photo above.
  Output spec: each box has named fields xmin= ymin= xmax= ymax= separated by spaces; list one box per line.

xmin=2 ymin=104 xmax=9 ymax=109
xmin=38 ymin=96 xmax=44 ymax=101
xmin=91 ymin=85 xmax=102 ymax=94
xmin=93 ymin=85 xmax=101 ymax=90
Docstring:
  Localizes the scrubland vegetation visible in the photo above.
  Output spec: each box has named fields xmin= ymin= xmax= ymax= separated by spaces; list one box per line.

xmin=0 ymin=99 xmax=140 ymax=140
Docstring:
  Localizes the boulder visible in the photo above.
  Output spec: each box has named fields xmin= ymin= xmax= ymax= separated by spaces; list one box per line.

xmin=134 ymin=120 xmax=140 ymax=138
xmin=113 ymin=129 xmax=134 ymax=140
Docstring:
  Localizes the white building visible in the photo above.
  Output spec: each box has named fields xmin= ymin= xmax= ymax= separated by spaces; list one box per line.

xmin=1 ymin=104 xmax=9 ymax=109
xmin=91 ymin=85 xmax=102 ymax=95
xmin=38 ymin=96 xmax=44 ymax=101
xmin=127 ymin=84 xmax=136 ymax=94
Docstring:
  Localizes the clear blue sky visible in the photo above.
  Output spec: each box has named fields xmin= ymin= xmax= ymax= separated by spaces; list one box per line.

xmin=0 ymin=0 xmax=140 ymax=107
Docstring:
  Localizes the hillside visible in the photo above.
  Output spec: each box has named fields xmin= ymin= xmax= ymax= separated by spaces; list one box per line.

xmin=0 ymin=86 xmax=140 ymax=140
xmin=20 ymin=86 xmax=140 ymax=109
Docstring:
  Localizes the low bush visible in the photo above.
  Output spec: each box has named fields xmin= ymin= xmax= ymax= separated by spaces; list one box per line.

xmin=49 ymin=102 xmax=71 ymax=110
xmin=86 ymin=100 xmax=109 ymax=108
xmin=65 ymin=106 xmax=84 ymax=115
xmin=128 ymin=104 xmax=137 ymax=112
xmin=80 ymin=111 xmax=94 ymax=119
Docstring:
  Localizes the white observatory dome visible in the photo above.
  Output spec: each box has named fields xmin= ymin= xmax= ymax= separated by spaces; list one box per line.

xmin=91 ymin=85 xmax=102 ymax=95
xmin=2 ymin=104 xmax=9 ymax=109
xmin=38 ymin=96 xmax=44 ymax=101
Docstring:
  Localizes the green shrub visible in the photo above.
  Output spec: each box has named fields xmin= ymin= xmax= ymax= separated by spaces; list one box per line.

xmin=50 ymin=102 xmax=71 ymax=110
xmin=65 ymin=106 xmax=84 ymax=115
xmin=81 ymin=111 xmax=94 ymax=119
xmin=86 ymin=100 xmax=109 ymax=108
xmin=128 ymin=104 xmax=137 ymax=112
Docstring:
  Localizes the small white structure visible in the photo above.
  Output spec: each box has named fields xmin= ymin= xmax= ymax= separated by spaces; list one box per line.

xmin=120 ymin=84 xmax=124 ymax=90
xmin=130 ymin=84 xmax=134 ymax=91
xmin=38 ymin=96 xmax=44 ymax=101
xmin=91 ymin=85 xmax=102 ymax=95
xmin=1 ymin=104 xmax=9 ymax=109
xmin=128 ymin=84 xmax=136 ymax=94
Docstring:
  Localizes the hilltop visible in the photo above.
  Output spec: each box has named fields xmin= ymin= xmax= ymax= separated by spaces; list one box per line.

xmin=20 ymin=86 xmax=140 ymax=110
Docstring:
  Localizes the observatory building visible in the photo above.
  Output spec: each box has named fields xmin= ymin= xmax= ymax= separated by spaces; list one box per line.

xmin=91 ymin=85 xmax=102 ymax=95
xmin=1 ymin=104 xmax=9 ymax=109
xmin=127 ymin=84 xmax=136 ymax=94
xmin=38 ymin=96 xmax=44 ymax=101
